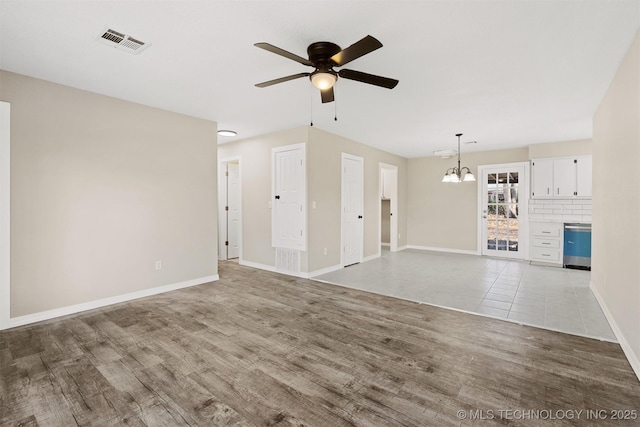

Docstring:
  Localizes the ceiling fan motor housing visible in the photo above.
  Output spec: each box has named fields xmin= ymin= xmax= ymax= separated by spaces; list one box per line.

xmin=307 ymin=41 xmax=341 ymax=65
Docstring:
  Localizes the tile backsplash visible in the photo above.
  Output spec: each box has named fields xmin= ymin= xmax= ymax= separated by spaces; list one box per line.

xmin=528 ymin=199 xmax=592 ymax=223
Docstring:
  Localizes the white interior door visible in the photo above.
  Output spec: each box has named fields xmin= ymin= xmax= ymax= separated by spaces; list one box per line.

xmin=480 ymin=164 xmax=528 ymax=259
xmin=272 ymin=144 xmax=306 ymax=250
xmin=226 ymin=162 xmax=240 ymax=259
xmin=342 ymin=154 xmax=364 ymax=266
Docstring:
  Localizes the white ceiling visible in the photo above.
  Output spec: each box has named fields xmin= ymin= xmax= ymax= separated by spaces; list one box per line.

xmin=1 ymin=1 xmax=638 ymax=158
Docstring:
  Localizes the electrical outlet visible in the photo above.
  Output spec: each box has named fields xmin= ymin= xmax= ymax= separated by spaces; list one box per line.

xmin=155 ymin=260 xmax=162 ymax=270
xmin=323 ymin=247 xmax=327 ymax=255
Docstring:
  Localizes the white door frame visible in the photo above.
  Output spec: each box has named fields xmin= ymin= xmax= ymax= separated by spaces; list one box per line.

xmin=1 ymin=102 xmax=10 ymax=330
xmin=218 ymin=156 xmax=242 ymax=261
xmin=341 ymin=153 xmax=364 ymax=267
xmin=477 ymin=162 xmax=530 ymax=260
xmin=378 ymin=163 xmax=398 ymax=256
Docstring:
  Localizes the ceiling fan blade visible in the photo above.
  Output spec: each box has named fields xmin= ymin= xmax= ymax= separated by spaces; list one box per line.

xmin=255 ymin=73 xmax=310 ymax=88
xmin=321 ymin=87 xmax=334 ymax=103
xmin=338 ymin=69 xmax=399 ymax=89
xmin=330 ymin=35 xmax=383 ymax=67
xmin=254 ymin=42 xmax=313 ymax=66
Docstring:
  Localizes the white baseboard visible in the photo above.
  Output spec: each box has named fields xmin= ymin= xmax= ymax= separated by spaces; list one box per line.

xmin=590 ymin=282 xmax=640 ymax=382
xmin=9 ymin=274 xmax=219 ymax=329
xmin=380 ymin=242 xmax=390 ymax=247
xmin=309 ymin=264 xmax=343 ymax=277
xmin=239 ymin=259 xmax=311 ymax=279
xmin=238 ymin=260 xmax=350 ymax=279
xmin=406 ymin=245 xmax=480 ymax=256
xmin=396 ymin=245 xmax=408 ymax=252
xmin=240 ymin=259 xmax=276 ymax=272
xmin=363 ymin=253 xmax=380 ymax=263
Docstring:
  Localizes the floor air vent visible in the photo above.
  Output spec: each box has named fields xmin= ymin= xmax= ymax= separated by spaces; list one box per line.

xmin=275 ymin=248 xmax=300 ymax=274
xmin=97 ymin=28 xmax=150 ymax=54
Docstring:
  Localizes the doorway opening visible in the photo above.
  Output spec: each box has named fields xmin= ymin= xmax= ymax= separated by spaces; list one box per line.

xmin=218 ymin=158 xmax=241 ymax=261
xmin=379 ymin=163 xmax=398 ymax=256
xmin=478 ymin=162 xmax=529 ymax=259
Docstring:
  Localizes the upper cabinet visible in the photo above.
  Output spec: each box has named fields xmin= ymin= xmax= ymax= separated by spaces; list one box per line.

xmin=531 ymin=155 xmax=592 ymax=199
xmin=531 ymin=158 xmax=554 ymax=198
xmin=575 ymin=156 xmax=593 ymax=197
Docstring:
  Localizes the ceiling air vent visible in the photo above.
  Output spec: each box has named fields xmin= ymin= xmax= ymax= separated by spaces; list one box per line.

xmin=97 ymin=28 xmax=150 ymax=54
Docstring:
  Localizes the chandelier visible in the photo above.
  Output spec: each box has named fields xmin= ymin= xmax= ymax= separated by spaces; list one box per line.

xmin=441 ymin=133 xmax=476 ymax=183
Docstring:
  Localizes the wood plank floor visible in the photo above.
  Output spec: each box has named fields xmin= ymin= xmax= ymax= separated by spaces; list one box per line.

xmin=1 ymin=261 xmax=639 ymax=426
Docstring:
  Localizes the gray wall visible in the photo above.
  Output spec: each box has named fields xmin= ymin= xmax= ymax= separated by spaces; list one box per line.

xmin=528 ymin=139 xmax=592 ymax=158
xmin=1 ymin=71 xmax=218 ymax=317
xmin=592 ymin=30 xmax=640 ymax=377
xmin=381 ymin=199 xmax=391 ymax=244
xmin=218 ymin=126 xmax=309 ymax=270
xmin=406 ymin=147 xmax=529 ymax=251
xmin=218 ymin=125 xmax=408 ymax=274
xmin=307 ymin=127 xmax=407 ymax=272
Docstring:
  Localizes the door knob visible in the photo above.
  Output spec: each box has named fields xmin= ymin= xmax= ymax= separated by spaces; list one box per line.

xmin=275 ymin=195 xmax=280 ymax=199
xmin=358 ymin=215 xmax=363 ymax=219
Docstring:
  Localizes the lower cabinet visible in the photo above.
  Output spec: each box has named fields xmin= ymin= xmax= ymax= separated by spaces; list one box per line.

xmin=530 ymin=222 xmax=563 ymax=266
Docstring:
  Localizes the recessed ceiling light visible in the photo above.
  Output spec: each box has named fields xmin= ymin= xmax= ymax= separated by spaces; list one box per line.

xmin=217 ymin=130 xmax=237 ymax=137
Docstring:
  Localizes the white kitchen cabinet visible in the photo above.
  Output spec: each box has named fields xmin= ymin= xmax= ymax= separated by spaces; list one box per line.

xmin=553 ymin=158 xmax=575 ymax=197
xmin=575 ymin=156 xmax=592 ymax=197
xmin=531 ymin=156 xmax=592 ymax=199
xmin=531 ymin=158 xmax=554 ymax=198
xmin=529 ymin=221 xmax=563 ymax=266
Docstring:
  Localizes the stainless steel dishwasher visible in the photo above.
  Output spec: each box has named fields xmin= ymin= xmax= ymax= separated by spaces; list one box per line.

xmin=563 ymin=223 xmax=592 ymax=270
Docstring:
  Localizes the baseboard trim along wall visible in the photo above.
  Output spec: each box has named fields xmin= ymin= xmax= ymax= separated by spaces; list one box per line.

xmin=240 ymin=259 xmax=311 ymax=279
xmin=591 ymin=282 xmax=640 ymax=382
xmin=240 ymin=260 xmax=348 ymax=279
xmin=406 ymin=245 xmax=480 ymax=256
xmin=9 ymin=275 xmax=219 ymax=329
xmin=309 ymin=264 xmax=343 ymax=278
xmin=240 ymin=260 xmax=276 ymax=272
xmin=363 ymin=253 xmax=380 ymax=263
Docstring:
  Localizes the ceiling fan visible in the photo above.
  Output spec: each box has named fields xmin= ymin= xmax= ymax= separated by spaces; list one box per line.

xmin=254 ymin=35 xmax=399 ymax=103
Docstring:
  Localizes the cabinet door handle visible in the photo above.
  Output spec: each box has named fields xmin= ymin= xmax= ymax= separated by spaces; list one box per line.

xmin=547 ymin=187 xmax=550 ymax=195
xmin=557 ymin=188 xmax=560 ymax=195
xmin=542 ymin=242 xmax=550 ymax=245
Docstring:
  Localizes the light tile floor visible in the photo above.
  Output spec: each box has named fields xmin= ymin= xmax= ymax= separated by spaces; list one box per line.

xmin=315 ymin=248 xmax=616 ymax=342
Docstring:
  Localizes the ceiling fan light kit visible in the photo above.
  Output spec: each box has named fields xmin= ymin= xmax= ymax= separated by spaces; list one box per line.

xmin=254 ymin=35 xmax=398 ymax=104
xmin=442 ymin=133 xmax=476 ymax=183
xmin=310 ymin=71 xmax=337 ymax=90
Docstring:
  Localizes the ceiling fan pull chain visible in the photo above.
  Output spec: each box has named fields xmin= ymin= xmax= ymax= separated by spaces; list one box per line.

xmin=310 ymin=86 xmax=314 ymax=126
xmin=334 ymin=84 xmax=338 ymax=122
